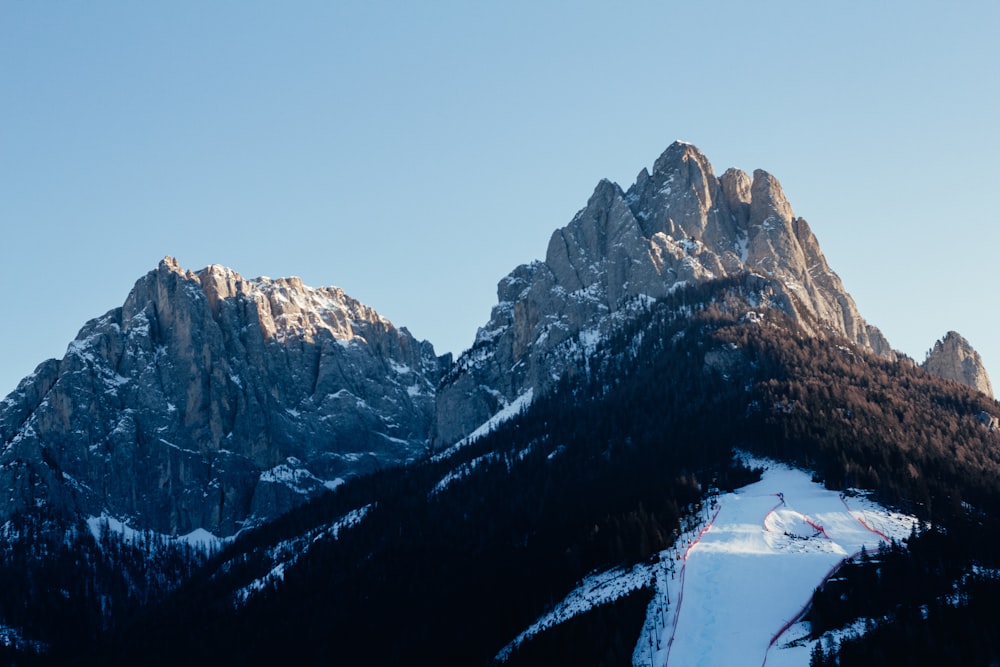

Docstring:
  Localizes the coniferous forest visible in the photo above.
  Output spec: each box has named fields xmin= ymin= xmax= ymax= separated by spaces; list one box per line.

xmin=4 ymin=277 xmax=1000 ymax=665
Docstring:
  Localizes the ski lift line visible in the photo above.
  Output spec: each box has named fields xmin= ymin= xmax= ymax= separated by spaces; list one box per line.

xmin=663 ymin=504 xmax=722 ymax=667
xmin=839 ymin=494 xmax=890 ymax=542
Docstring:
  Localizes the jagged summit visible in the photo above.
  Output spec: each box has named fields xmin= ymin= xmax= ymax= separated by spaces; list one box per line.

xmin=0 ymin=258 xmax=447 ymax=536
xmin=650 ymin=140 xmax=708 ymax=175
xmin=435 ymin=142 xmax=895 ymax=445
xmin=922 ymin=331 xmax=994 ymax=397
xmin=151 ymin=256 xmax=394 ymax=345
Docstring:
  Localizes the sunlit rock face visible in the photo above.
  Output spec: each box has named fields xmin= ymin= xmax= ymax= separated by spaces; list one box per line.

xmin=435 ymin=142 xmax=894 ymax=446
xmin=0 ymin=257 xmax=449 ymax=536
xmin=923 ymin=331 xmax=994 ymax=397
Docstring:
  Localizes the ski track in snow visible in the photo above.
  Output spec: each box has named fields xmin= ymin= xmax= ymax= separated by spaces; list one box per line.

xmin=652 ymin=459 xmax=916 ymax=667
xmin=497 ymin=458 xmax=916 ymax=666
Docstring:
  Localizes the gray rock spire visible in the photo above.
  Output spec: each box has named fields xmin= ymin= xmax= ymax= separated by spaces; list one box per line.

xmin=922 ymin=331 xmax=994 ymax=397
xmin=435 ymin=141 xmax=895 ymax=445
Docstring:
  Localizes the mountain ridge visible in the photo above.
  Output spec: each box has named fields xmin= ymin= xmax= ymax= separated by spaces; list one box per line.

xmin=436 ymin=141 xmax=896 ymax=446
xmin=4 ymin=143 xmax=992 ymax=538
xmin=0 ymin=257 xmax=446 ymax=536
xmin=69 ymin=271 xmax=1000 ymax=666
xmin=1 ymin=141 xmax=1000 ymax=665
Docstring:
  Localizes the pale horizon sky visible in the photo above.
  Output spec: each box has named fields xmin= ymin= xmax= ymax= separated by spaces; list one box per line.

xmin=2 ymin=2 xmax=999 ymax=398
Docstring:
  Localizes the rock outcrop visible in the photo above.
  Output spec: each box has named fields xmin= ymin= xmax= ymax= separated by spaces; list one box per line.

xmin=435 ymin=142 xmax=894 ymax=445
xmin=977 ymin=411 xmax=999 ymax=431
xmin=922 ymin=331 xmax=994 ymax=397
xmin=0 ymin=258 xmax=448 ymax=536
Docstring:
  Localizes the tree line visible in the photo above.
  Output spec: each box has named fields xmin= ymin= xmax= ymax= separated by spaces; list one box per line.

xmin=6 ymin=274 xmax=1000 ymax=665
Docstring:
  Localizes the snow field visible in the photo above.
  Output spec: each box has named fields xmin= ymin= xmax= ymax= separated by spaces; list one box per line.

xmin=653 ymin=459 xmax=916 ymax=667
xmin=497 ymin=458 xmax=916 ymax=667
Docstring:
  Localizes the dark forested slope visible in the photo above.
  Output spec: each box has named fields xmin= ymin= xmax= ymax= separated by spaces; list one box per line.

xmin=31 ymin=277 xmax=1000 ymax=666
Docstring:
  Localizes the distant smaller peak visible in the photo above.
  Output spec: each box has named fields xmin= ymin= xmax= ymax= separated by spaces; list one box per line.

xmin=923 ymin=330 xmax=993 ymax=397
xmin=929 ymin=331 xmax=974 ymax=353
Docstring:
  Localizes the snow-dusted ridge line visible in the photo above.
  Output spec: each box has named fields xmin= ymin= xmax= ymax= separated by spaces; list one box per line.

xmin=86 ymin=514 xmax=226 ymax=551
xmin=495 ymin=562 xmax=657 ymax=663
xmin=258 ymin=458 xmax=345 ymax=494
xmin=496 ymin=486 xmax=715 ymax=663
xmin=431 ymin=388 xmax=534 ymax=462
xmin=429 ymin=441 xmax=538 ymax=496
xmin=232 ymin=503 xmax=372 ymax=605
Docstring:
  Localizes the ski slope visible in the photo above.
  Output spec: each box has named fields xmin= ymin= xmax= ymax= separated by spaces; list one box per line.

xmin=497 ymin=458 xmax=917 ymax=666
xmin=646 ymin=459 xmax=917 ymax=667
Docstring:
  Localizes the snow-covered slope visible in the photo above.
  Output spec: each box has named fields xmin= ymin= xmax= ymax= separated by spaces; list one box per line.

xmin=653 ymin=459 xmax=916 ymax=667
xmin=498 ymin=458 xmax=917 ymax=667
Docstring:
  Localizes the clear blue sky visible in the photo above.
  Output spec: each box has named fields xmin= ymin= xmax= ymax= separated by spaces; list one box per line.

xmin=2 ymin=1 xmax=998 ymax=397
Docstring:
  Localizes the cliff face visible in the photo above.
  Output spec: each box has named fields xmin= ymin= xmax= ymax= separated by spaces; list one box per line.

xmin=435 ymin=142 xmax=894 ymax=446
xmin=8 ymin=143 xmax=975 ymax=536
xmin=0 ymin=257 xmax=447 ymax=536
xmin=923 ymin=331 xmax=994 ymax=397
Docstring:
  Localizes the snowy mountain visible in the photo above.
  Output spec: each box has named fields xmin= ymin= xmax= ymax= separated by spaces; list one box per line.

xmin=3 ymin=143 xmax=1000 ymax=666
xmin=70 ymin=276 xmax=997 ymax=666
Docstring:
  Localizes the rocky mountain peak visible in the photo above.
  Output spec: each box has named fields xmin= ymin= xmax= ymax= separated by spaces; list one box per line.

xmin=749 ymin=169 xmax=794 ymax=224
xmin=0 ymin=259 xmax=447 ymax=536
xmin=719 ymin=167 xmax=752 ymax=224
xmin=650 ymin=140 xmax=708 ymax=174
xmin=435 ymin=143 xmax=896 ymax=446
xmin=922 ymin=331 xmax=994 ymax=397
